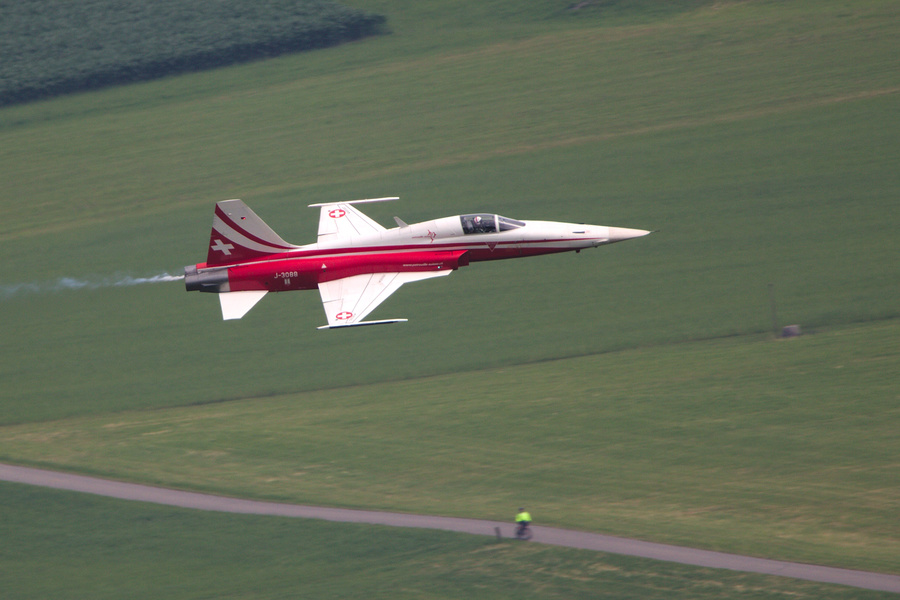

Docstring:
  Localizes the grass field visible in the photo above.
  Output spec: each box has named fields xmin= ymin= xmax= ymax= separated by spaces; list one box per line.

xmin=2 ymin=319 xmax=898 ymax=574
xmin=1 ymin=0 xmax=898 ymax=596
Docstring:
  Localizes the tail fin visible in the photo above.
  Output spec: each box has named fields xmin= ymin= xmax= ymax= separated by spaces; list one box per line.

xmin=206 ymin=200 xmax=298 ymax=266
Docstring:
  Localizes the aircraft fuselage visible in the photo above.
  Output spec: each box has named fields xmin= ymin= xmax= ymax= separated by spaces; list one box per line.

xmin=187 ymin=216 xmax=643 ymax=293
xmin=184 ymin=198 xmax=650 ymax=326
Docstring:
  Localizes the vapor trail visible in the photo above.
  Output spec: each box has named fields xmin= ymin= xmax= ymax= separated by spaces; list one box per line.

xmin=0 ymin=272 xmax=184 ymax=300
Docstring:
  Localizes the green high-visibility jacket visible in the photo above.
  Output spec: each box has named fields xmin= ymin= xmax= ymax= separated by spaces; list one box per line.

xmin=516 ymin=511 xmax=532 ymax=523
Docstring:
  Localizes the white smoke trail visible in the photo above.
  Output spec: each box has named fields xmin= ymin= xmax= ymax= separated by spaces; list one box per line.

xmin=110 ymin=273 xmax=185 ymax=287
xmin=0 ymin=272 xmax=184 ymax=300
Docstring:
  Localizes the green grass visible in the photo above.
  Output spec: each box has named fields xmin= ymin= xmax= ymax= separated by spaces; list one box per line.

xmin=1 ymin=0 xmax=899 ymax=594
xmin=1 ymin=481 xmax=893 ymax=600
xmin=1 ymin=94 xmax=897 ymax=422
xmin=2 ymin=320 xmax=898 ymax=573
xmin=4 ymin=1 xmax=898 ymax=239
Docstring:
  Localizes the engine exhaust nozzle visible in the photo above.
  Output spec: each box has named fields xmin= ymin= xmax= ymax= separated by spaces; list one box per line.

xmin=184 ymin=265 xmax=229 ymax=293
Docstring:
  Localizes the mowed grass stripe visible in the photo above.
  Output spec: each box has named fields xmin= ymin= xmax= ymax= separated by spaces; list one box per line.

xmin=4 ymin=82 xmax=896 ymax=244
xmin=2 ymin=89 xmax=896 ymax=423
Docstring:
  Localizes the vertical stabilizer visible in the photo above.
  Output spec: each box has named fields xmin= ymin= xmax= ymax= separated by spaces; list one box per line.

xmin=206 ymin=200 xmax=298 ymax=265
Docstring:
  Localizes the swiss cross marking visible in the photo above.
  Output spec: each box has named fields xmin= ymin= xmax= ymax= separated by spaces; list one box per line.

xmin=335 ymin=311 xmax=353 ymax=321
xmin=328 ymin=209 xmax=346 ymax=219
xmin=210 ymin=239 xmax=234 ymax=255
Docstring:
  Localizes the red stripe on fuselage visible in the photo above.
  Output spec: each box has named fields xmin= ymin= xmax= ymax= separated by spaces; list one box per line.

xmin=196 ymin=236 xmax=596 ymax=291
xmin=226 ymin=250 xmax=469 ymax=292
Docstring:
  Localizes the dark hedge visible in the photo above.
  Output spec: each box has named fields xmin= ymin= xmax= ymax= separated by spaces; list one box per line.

xmin=0 ymin=0 xmax=386 ymax=106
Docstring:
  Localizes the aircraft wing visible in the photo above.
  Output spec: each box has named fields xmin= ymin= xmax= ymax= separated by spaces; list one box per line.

xmin=309 ymin=197 xmax=398 ymax=243
xmin=317 ymin=270 xmax=451 ymax=329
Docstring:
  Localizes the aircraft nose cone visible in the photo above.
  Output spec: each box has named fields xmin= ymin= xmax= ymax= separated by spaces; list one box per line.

xmin=607 ymin=227 xmax=651 ymax=243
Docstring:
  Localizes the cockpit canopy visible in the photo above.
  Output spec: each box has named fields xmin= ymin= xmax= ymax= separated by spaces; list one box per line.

xmin=460 ymin=214 xmax=525 ymax=234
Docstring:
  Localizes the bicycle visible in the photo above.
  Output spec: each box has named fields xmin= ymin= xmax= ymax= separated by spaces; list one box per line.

xmin=514 ymin=522 xmax=533 ymax=541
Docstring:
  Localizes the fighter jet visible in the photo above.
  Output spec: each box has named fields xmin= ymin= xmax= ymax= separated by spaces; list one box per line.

xmin=184 ymin=197 xmax=650 ymax=328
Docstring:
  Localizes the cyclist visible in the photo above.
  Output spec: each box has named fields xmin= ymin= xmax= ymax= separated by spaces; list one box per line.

xmin=515 ymin=507 xmax=532 ymax=534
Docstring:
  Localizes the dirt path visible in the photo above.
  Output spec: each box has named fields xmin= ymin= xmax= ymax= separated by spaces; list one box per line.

xmin=2 ymin=463 xmax=898 ymax=593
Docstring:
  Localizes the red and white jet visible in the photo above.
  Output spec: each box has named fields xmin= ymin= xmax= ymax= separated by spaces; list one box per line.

xmin=185 ymin=197 xmax=650 ymax=328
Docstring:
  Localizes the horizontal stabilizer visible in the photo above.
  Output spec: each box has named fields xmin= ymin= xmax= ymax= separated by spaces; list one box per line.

xmin=219 ymin=290 xmax=267 ymax=320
